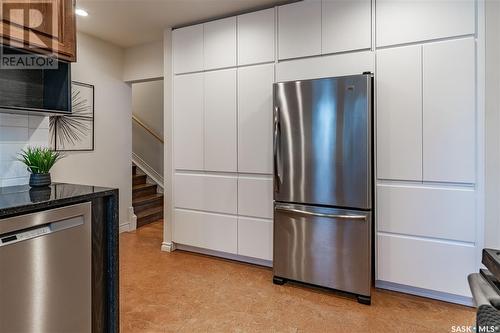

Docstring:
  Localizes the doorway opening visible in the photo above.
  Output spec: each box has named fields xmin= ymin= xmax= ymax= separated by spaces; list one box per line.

xmin=130 ymin=79 xmax=164 ymax=231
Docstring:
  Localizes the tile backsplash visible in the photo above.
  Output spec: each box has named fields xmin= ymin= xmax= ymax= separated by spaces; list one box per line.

xmin=0 ymin=113 xmax=50 ymax=187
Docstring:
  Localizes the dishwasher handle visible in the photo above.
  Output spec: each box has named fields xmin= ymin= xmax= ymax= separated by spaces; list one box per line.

xmin=0 ymin=202 xmax=91 ymax=236
xmin=0 ymin=215 xmax=84 ymax=247
xmin=0 ymin=224 xmax=51 ymax=247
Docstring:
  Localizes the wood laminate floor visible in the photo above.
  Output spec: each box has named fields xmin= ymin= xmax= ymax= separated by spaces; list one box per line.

xmin=120 ymin=221 xmax=475 ymax=333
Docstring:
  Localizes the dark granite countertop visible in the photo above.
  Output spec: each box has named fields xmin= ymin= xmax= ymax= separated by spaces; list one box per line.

xmin=0 ymin=183 xmax=118 ymax=218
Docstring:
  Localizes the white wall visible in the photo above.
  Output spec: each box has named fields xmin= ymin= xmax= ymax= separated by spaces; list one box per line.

xmin=123 ymin=40 xmax=164 ymax=82
xmin=132 ymin=79 xmax=164 ymax=177
xmin=485 ymin=0 xmax=500 ymax=249
xmin=52 ymin=32 xmax=132 ymax=227
xmin=0 ymin=114 xmax=49 ymax=187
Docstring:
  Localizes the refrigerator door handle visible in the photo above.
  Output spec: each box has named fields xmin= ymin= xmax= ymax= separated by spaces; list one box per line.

xmin=273 ymin=105 xmax=281 ymax=192
xmin=275 ymin=205 xmax=367 ymax=221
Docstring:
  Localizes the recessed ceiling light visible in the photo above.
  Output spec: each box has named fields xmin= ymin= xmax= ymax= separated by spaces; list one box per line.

xmin=75 ymin=8 xmax=88 ymax=17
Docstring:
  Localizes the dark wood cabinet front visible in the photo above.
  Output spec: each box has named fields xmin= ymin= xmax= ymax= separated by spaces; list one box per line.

xmin=1 ymin=0 xmax=76 ymax=62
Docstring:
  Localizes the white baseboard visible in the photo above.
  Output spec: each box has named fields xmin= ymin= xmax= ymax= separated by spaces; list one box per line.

xmin=119 ymin=207 xmax=137 ymax=233
xmin=375 ymin=280 xmax=473 ymax=306
xmin=128 ymin=206 xmax=137 ymax=231
xmin=132 ymin=152 xmax=164 ymax=189
xmin=175 ymin=243 xmax=273 ymax=267
xmin=161 ymin=241 xmax=176 ymax=252
xmin=119 ymin=222 xmax=130 ymax=233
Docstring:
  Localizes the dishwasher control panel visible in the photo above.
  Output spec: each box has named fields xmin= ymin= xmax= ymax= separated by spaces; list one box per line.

xmin=0 ymin=225 xmax=51 ymax=247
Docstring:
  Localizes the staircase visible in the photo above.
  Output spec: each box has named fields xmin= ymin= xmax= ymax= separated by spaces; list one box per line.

xmin=132 ymin=165 xmax=164 ymax=228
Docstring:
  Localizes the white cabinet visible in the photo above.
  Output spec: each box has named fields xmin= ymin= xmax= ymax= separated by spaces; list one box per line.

xmin=238 ymin=217 xmax=273 ymax=261
xmin=238 ymin=63 xmax=274 ymax=174
xmin=173 ymin=73 xmax=204 ymax=170
xmin=377 ymin=234 xmax=475 ymax=297
xmin=204 ymin=69 xmax=237 ymax=172
xmin=276 ymin=51 xmax=374 ymax=82
xmin=238 ymin=8 xmax=275 ymax=66
xmin=174 ymin=173 xmax=237 ymax=214
xmin=173 ymin=24 xmax=204 ymax=74
xmin=322 ymin=0 xmax=371 ymax=54
xmin=204 ymin=17 xmax=237 ymax=70
xmin=174 ymin=209 xmax=238 ymax=254
xmin=238 ymin=176 xmax=273 ymax=219
xmin=278 ymin=1 xmax=321 ymax=60
xmin=423 ymin=38 xmax=475 ymax=184
xmin=376 ymin=0 xmax=475 ymax=47
xmin=377 ymin=184 xmax=476 ymax=242
xmin=376 ymin=45 xmax=422 ymax=181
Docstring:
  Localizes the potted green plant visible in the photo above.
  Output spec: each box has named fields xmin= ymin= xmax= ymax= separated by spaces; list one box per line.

xmin=17 ymin=146 xmax=63 ymax=187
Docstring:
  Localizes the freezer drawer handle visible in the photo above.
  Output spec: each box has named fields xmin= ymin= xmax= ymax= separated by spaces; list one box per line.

xmin=275 ymin=206 xmax=366 ymax=220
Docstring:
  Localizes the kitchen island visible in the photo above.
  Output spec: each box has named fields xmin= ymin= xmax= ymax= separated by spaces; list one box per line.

xmin=0 ymin=183 xmax=119 ymax=333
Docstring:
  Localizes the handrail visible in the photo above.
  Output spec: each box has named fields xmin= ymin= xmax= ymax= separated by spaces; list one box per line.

xmin=132 ymin=114 xmax=164 ymax=144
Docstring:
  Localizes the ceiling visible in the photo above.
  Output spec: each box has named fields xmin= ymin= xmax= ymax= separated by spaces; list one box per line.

xmin=76 ymin=0 xmax=293 ymax=48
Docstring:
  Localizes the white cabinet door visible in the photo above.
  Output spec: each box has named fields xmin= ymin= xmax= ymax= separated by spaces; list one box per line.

xmin=174 ymin=173 xmax=237 ymax=214
xmin=174 ymin=209 xmax=238 ymax=254
xmin=322 ymin=0 xmax=371 ymax=54
xmin=376 ymin=0 xmax=475 ymax=47
xmin=276 ymin=51 xmax=374 ymax=82
xmin=278 ymin=0 xmax=321 ymax=60
xmin=204 ymin=69 xmax=237 ymax=172
xmin=173 ymin=24 xmax=204 ymax=74
xmin=173 ymin=73 xmax=204 ymax=170
xmin=377 ymin=184 xmax=476 ymax=243
xmin=377 ymin=234 xmax=475 ymax=297
xmin=238 ymin=176 xmax=273 ymax=219
xmin=238 ymin=217 xmax=273 ymax=261
xmin=204 ymin=17 xmax=237 ymax=70
xmin=238 ymin=8 xmax=275 ymax=66
xmin=376 ymin=45 xmax=422 ymax=181
xmin=238 ymin=63 xmax=274 ymax=174
xmin=423 ymin=38 xmax=475 ymax=183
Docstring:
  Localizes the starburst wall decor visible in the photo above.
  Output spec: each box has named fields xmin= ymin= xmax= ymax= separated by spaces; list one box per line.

xmin=50 ymin=81 xmax=95 ymax=151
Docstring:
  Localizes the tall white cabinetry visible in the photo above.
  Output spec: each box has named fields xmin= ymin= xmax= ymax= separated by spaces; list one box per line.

xmin=173 ymin=73 xmax=204 ymax=170
xmin=204 ymin=69 xmax=237 ymax=172
xmin=376 ymin=45 xmax=422 ymax=181
xmin=321 ymin=0 xmax=371 ymax=54
xmin=238 ymin=64 xmax=274 ymax=174
xmin=422 ymin=38 xmax=475 ymax=184
xmin=278 ymin=0 xmax=371 ymax=60
xmin=172 ymin=24 xmax=203 ymax=74
xmin=171 ymin=0 xmax=483 ymax=305
xmin=204 ymin=17 xmax=237 ymax=70
xmin=376 ymin=0 xmax=475 ymax=47
xmin=172 ymin=8 xmax=275 ymax=264
xmin=238 ymin=8 xmax=275 ymax=65
xmin=375 ymin=0 xmax=478 ymax=303
xmin=278 ymin=1 xmax=321 ymax=60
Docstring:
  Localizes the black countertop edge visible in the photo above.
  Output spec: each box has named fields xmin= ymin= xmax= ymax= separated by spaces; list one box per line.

xmin=0 ymin=183 xmax=118 ymax=219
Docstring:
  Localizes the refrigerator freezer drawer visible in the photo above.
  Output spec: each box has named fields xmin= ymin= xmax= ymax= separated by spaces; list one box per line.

xmin=273 ymin=203 xmax=371 ymax=296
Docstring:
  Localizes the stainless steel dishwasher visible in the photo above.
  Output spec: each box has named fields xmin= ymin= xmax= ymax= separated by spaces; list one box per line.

xmin=0 ymin=202 xmax=92 ymax=333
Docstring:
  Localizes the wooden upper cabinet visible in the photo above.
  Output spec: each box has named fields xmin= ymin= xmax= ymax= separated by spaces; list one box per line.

xmin=0 ymin=0 xmax=77 ymax=62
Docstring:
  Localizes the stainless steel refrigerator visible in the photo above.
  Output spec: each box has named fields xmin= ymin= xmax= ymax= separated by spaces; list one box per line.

xmin=272 ymin=74 xmax=373 ymax=305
